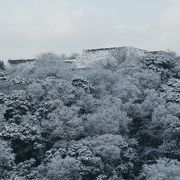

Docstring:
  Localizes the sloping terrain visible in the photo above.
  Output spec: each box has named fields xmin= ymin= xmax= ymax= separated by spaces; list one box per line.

xmin=0 ymin=47 xmax=180 ymax=180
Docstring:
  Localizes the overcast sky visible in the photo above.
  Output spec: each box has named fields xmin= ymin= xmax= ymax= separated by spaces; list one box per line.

xmin=0 ymin=0 xmax=180 ymax=60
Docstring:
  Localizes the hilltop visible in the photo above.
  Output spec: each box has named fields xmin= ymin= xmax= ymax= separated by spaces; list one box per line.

xmin=1 ymin=46 xmax=177 ymax=69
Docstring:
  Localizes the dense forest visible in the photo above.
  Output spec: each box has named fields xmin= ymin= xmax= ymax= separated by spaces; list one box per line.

xmin=0 ymin=49 xmax=180 ymax=180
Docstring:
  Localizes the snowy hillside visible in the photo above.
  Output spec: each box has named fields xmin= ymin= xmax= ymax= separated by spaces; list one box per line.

xmin=0 ymin=47 xmax=180 ymax=180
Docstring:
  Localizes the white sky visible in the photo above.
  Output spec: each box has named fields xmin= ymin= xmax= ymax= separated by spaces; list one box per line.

xmin=0 ymin=0 xmax=180 ymax=60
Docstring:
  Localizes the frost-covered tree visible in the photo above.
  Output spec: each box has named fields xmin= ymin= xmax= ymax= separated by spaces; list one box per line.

xmin=0 ymin=140 xmax=15 ymax=179
xmin=85 ymin=106 xmax=131 ymax=136
xmin=40 ymin=156 xmax=82 ymax=180
xmin=83 ymin=134 xmax=136 ymax=179
xmin=4 ymin=90 xmax=32 ymax=123
xmin=139 ymin=158 xmax=180 ymax=180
